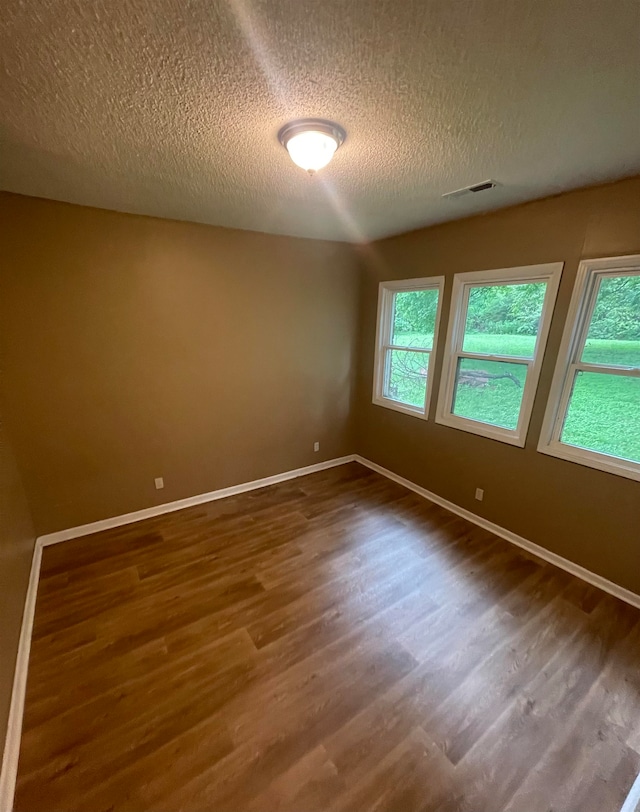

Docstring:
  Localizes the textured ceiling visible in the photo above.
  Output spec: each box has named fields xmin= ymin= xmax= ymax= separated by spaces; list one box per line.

xmin=1 ymin=0 xmax=639 ymax=242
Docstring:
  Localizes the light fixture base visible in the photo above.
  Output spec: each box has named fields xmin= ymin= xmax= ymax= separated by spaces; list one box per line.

xmin=278 ymin=118 xmax=346 ymax=174
xmin=278 ymin=119 xmax=346 ymax=149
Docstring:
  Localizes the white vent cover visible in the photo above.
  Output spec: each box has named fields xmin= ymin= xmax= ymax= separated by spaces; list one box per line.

xmin=442 ymin=180 xmax=501 ymax=199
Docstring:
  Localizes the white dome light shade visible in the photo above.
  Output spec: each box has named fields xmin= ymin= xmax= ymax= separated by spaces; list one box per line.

xmin=286 ymin=131 xmax=338 ymax=172
xmin=278 ymin=119 xmax=346 ymax=175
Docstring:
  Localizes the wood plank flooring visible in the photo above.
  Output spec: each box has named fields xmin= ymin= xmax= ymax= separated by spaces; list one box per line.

xmin=14 ymin=462 xmax=640 ymax=812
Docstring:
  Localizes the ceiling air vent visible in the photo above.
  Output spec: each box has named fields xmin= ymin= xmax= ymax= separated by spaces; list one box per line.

xmin=442 ymin=180 xmax=500 ymax=200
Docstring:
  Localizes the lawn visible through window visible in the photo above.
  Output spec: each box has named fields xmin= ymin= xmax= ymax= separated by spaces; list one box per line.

xmin=455 ymin=282 xmax=547 ymax=428
xmin=561 ymin=372 xmax=640 ymax=462
xmin=436 ymin=264 xmax=562 ymax=445
xmin=384 ymin=289 xmax=438 ymax=407
xmin=373 ymin=279 xmax=444 ymax=417
xmin=385 ymin=349 xmax=429 ymax=408
xmin=391 ymin=289 xmax=439 ymax=348
xmin=453 ymin=357 xmax=527 ymax=430
xmin=581 ymin=275 xmax=640 ymax=368
xmin=540 ymin=263 xmax=640 ymax=476
xmin=462 ymin=282 xmax=546 ymax=358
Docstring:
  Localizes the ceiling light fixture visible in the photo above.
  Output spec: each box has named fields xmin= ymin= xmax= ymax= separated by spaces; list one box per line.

xmin=278 ymin=119 xmax=346 ymax=175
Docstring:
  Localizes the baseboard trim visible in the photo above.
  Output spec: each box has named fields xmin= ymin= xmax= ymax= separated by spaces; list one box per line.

xmin=38 ymin=455 xmax=357 ymax=547
xmin=1 ymin=454 xmax=358 ymax=811
xmin=2 ymin=453 xmax=638 ymax=812
xmin=0 ymin=540 xmax=42 ymax=812
xmin=354 ymin=455 xmax=640 ymax=611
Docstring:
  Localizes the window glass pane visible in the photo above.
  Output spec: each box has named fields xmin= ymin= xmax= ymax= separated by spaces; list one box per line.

xmin=452 ymin=357 xmax=528 ymax=430
xmin=391 ymin=289 xmax=440 ymax=349
xmin=560 ymin=371 xmax=640 ymax=463
xmin=384 ymin=349 xmax=428 ymax=409
xmin=581 ymin=274 xmax=640 ymax=367
xmin=462 ymin=282 xmax=547 ymax=358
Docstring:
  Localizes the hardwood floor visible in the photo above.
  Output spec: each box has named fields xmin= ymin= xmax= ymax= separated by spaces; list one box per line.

xmin=14 ymin=462 xmax=640 ymax=812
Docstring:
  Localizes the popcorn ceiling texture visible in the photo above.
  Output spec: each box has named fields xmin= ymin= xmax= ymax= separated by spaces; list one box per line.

xmin=0 ymin=0 xmax=639 ymax=242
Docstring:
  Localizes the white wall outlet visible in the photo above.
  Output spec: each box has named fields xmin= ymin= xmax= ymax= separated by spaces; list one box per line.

xmin=475 ymin=487 xmax=484 ymax=501
xmin=155 ymin=477 xmax=164 ymax=490
xmin=313 ymin=442 xmax=320 ymax=452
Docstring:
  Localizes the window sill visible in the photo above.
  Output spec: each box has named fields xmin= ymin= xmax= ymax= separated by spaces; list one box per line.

xmin=372 ymin=396 xmax=428 ymax=421
xmin=434 ymin=413 xmax=526 ymax=447
xmin=537 ymin=441 xmax=640 ymax=483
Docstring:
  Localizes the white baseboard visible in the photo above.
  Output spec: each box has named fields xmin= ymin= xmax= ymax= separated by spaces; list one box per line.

xmin=2 ymin=452 xmax=638 ymax=812
xmin=0 ymin=541 xmax=43 ymax=812
xmin=0 ymin=454 xmax=640 ymax=812
xmin=354 ymin=455 xmax=640 ymax=611
xmin=38 ymin=455 xmax=357 ymax=547
xmin=0 ymin=454 xmax=357 ymax=811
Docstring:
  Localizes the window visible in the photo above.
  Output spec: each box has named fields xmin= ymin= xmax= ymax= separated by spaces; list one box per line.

xmin=435 ymin=263 xmax=563 ymax=446
xmin=539 ymin=255 xmax=640 ymax=481
xmin=372 ymin=277 xmax=445 ymax=418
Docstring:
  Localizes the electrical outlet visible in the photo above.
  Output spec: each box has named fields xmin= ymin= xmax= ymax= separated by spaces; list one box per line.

xmin=155 ymin=477 xmax=164 ymax=490
xmin=475 ymin=487 xmax=484 ymax=501
xmin=313 ymin=442 xmax=320 ymax=452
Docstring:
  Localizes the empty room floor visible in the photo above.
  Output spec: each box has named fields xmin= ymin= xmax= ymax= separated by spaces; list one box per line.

xmin=14 ymin=463 xmax=640 ymax=812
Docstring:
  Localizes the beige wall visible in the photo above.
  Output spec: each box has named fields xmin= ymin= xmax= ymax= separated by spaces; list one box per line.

xmin=0 ymin=177 xmax=638 ymax=606
xmin=0 ymin=408 xmax=36 ymax=765
xmin=0 ymin=193 xmax=359 ymax=535
xmin=355 ymin=177 xmax=640 ymax=595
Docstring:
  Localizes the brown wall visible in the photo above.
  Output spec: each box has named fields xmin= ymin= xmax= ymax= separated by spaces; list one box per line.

xmin=0 ymin=407 xmax=36 ymax=765
xmin=355 ymin=176 xmax=640 ymax=594
xmin=0 ymin=193 xmax=359 ymax=535
xmin=0 ymin=177 xmax=639 ymax=612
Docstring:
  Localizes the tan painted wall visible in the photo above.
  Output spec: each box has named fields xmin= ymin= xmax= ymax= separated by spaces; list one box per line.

xmin=0 ymin=177 xmax=638 ymax=615
xmin=0 ymin=193 xmax=359 ymax=535
xmin=0 ymin=410 xmax=36 ymax=765
xmin=355 ymin=177 xmax=640 ymax=595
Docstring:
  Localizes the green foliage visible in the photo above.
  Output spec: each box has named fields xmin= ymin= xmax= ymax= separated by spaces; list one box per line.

xmin=392 ymin=277 xmax=640 ymax=341
xmin=561 ymin=371 xmax=640 ymax=462
xmin=387 ymin=350 xmax=427 ymax=407
xmin=586 ymin=275 xmax=640 ymax=341
xmin=385 ymin=333 xmax=640 ymax=463
xmin=452 ymin=356 xmax=527 ymax=430
xmin=392 ymin=289 xmax=439 ymax=339
xmin=389 ymin=277 xmax=639 ymax=456
xmin=464 ymin=282 xmax=546 ymax=337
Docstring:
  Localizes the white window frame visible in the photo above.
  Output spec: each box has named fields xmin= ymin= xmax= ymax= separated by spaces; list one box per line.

xmin=538 ymin=254 xmax=640 ymax=482
xmin=372 ymin=276 xmax=445 ymax=419
xmin=435 ymin=262 xmax=563 ymax=446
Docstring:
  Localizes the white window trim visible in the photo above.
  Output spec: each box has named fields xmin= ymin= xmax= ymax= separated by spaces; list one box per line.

xmin=435 ymin=262 xmax=563 ymax=446
xmin=372 ymin=276 xmax=445 ymax=419
xmin=538 ymin=254 xmax=640 ymax=482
